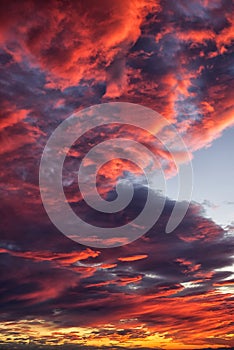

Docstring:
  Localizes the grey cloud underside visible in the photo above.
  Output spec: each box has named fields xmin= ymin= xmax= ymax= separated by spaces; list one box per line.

xmin=0 ymin=186 xmax=233 ymax=327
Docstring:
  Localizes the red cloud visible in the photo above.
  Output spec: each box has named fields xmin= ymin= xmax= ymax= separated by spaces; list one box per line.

xmin=0 ymin=247 xmax=100 ymax=266
xmin=0 ymin=0 xmax=158 ymax=90
xmin=0 ymin=1 xmax=234 ymax=348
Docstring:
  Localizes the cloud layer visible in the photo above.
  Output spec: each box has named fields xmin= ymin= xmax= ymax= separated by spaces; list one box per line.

xmin=0 ymin=188 xmax=234 ymax=348
xmin=0 ymin=0 xmax=234 ymax=348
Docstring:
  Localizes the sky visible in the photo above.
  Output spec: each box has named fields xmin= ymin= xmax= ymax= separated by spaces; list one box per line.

xmin=0 ymin=0 xmax=234 ymax=349
xmin=167 ymin=126 xmax=234 ymax=226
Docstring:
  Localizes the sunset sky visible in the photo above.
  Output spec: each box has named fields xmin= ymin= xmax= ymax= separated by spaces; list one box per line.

xmin=0 ymin=0 xmax=234 ymax=349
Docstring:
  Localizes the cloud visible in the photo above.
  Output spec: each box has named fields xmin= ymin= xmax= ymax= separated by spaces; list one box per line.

xmin=116 ymin=0 xmax=234 ymax=150
xmin=0 ymin=0 xmax=233 ymax=202
xmin=0 ymin=0 xmax=157 ymax=89
xmin=0 ymin=0 xmax=233 ymax=348
xmin=0 ymin=187 xmax=233 ymax=347
xmin=118 ymin=255 xmax=148 ymax=262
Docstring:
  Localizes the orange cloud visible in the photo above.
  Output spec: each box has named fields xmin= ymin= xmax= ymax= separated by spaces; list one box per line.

xmin=118 ymin=254 xmax=148 ymax=262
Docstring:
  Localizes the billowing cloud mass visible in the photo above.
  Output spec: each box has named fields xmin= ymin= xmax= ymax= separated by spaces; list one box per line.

xmin=0 ymin=0 xmax=234 ymax=349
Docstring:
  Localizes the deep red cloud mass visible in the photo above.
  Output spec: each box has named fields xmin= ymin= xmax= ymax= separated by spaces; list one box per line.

xmin=0 ymin=0 xmax=158 ymax=88
xmin=0 ymin=0 xmax=234 ymax=348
